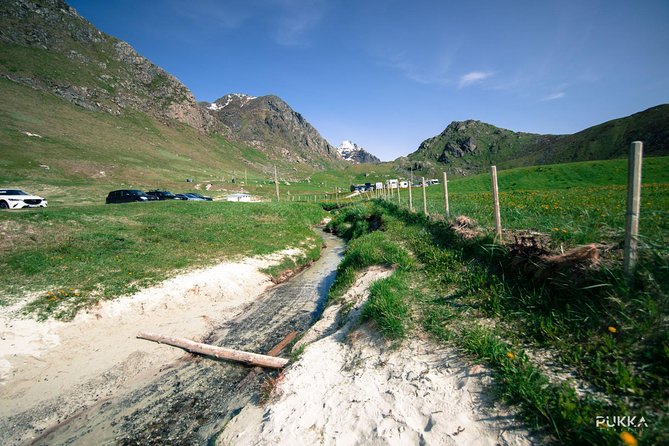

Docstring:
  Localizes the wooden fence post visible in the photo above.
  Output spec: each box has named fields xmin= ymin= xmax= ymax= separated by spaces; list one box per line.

xmin=623 ymin=141 xmax=643 ymax=276
xmin=408 ymin=180 xmax=413 ymax=211
xmin=422 ymin=177 xmax=428 ymax=215
xmin=443 ymin=171 xmax=450 ymax=218
xmin=397 ymin=182 xmax=401 ymax=207
xmin=274 ymin=165 xmax=280 ymax=202
xmin=491 ymin=166 xmax=502 ymax=241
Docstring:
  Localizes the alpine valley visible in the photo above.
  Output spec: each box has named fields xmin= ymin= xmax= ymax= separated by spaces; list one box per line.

xmin=0 ymin=0 xmax=667 ymax=202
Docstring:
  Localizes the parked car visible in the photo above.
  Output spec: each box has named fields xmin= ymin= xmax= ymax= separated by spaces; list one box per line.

xmin=188 ymin=192 xmax=213 ymax=201
xmin=106 ymin=189 xmax=155 ymax=204
xmin=0 ymin=189 xmax=48 ymax=209
xmin=174 ymin=193 xmax=206 ymax=201
xmin=146 ymin=190 xmax=181 ymax=200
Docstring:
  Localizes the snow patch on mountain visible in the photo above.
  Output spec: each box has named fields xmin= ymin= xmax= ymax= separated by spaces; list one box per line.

xmin=336 ymin=140 xmax=380 ymax=164
xmin=207 ymin=93 xmax=257 ymax=111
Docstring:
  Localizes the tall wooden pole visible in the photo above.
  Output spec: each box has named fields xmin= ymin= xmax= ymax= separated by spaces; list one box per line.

xmin=274 ymin=165 xmax=280 ymax=202
xmin=491 ymin=166 xmax=502 ymax=241
xmin=421 ymin=177 xmax=428 ymax=215
xmin=397 ymin=181 xmax=401 ymax=206
xmin=443 ymin=171 xmax=450 ymax=219
xmin=623 ymin=141 xmax=643 ymax=276
xmin=408 ymin=181 xmax=413 ymax=211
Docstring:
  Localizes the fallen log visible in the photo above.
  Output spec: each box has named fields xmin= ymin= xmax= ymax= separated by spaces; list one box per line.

xmin=266 ymin=331 xmax=298 ymax=357
xmin=137 ymin=331 xmax=289 ymax=369
xmin=234 ymin=331 xmax=300 ymax=391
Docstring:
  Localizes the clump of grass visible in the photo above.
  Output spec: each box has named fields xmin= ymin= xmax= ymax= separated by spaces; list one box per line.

xmin=327 ymin=230 xmax=413 ymax=303
xmin=456 ymin=325 xmax=618 ymax=445
xmin=262 ymin=241 xmax=323 ymax=283
xmin=23 ymin=288 xmax=86 ymax=321
xmin=361 ymin=272 xmax=410 ymax=339
xmin=259 ymin=371 xmax=285 ymax=404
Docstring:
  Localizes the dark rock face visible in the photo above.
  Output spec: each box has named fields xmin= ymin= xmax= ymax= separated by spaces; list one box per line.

xmin=206 ymin=94 xmax=341 ymax=164
xmin=0 ymin=0 xmax=215 ymax=131
xmin=349 ymin=149 xmax=381 ymax=164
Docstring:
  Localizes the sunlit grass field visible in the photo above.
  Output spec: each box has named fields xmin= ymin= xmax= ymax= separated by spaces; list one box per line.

xmin=0 ymin=201 xmax=325 ymax=319
xmin=355 ymin=156 xmax=669 ymax=247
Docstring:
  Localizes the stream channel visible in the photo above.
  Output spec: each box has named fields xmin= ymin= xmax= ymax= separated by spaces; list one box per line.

xmin=31 ymin=229 xmax=344 ymax=445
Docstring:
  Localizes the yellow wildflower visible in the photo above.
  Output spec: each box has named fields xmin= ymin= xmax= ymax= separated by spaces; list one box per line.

xmin=608 ymin=326 xmax=617 ymax=334
xmin=620 ymin=431 xmax=637 ymax=446
xmin=506 ymin=352 xmax=515 ymax=360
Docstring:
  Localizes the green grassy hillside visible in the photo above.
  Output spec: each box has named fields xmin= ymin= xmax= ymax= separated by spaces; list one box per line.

xmin=0 ymin=78 xmax=340 ymax=204
xmin=408 ymin=105 xmax=669 ymax=176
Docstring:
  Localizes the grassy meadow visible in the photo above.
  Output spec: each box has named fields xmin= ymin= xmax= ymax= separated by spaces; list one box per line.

xmin=0 ymin=201 xmax=324 ymax=320
xmin=323 ymin=157 xmax=668 ymax=445
xmin=358 ymin=156 xmax=669 ymax=247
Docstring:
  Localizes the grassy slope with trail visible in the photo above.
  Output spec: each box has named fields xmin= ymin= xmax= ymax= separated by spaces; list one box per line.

xmin=324 ymin=159 xmax=668 ymax=445
xmin=0 ymin=201 xmax=325 ymax=320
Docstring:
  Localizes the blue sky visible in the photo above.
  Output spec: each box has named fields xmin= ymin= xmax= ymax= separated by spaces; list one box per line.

xmin=68 ymin=0 xmax=669 ymax=161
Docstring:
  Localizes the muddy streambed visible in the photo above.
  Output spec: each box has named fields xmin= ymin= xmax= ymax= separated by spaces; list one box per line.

xmin=1 ymin=230 xmax=344 ymax=445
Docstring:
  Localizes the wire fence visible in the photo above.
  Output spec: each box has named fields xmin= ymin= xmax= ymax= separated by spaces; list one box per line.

xmin=289 ymin=144 xmax=667 ymax=269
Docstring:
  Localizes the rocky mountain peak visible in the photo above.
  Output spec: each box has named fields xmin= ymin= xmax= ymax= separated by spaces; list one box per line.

xmin=206 ymin=93 xmax=340 ymax=164
xmin=207 ymin=93 xmax=258 ymax=111
xmin=336 ymin=140 xmax=381 ymax=164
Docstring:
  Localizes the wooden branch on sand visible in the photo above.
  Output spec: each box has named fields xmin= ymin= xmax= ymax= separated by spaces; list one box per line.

xmin=137 ymin=331 xmax=288 ymax=369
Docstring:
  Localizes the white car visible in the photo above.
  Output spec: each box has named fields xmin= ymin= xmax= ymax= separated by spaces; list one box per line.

xmin=0 ymin=189 xmax=48 ymax=210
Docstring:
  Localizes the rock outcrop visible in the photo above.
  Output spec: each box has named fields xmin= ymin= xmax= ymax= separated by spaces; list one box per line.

xmin=206 ymin=94 xmax=341 ymax=164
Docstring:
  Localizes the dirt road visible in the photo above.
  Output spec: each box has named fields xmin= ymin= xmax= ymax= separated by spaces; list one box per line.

xmin=1 ymin=231 xmax=344 ymax=445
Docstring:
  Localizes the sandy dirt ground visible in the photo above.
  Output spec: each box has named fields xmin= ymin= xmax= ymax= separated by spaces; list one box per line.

xmin=2 ymin=238 xmax=536 ymax=446
xmin=220 ymin=267 xmax=535 ymax=446
xmin=0 ymin=248 xmax=301 ymax=440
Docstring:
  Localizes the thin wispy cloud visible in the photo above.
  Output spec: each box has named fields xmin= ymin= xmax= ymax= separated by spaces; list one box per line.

xmin=376 ymin=47 xmax=458 ymax=86
xmin=270 ymin=0 xmax=328 ymax=47
xmin=169 ymin=0 xmax=251 ymax=30
xmin=458 ymin=71 xmax=493 ymax=88
xmin=542 ymin=91 xmax=566 ymax=101
xmin=168 ymin=0 xmax=327 ymax=47
xmin=379 ymin=53 xmax=447 ymax=85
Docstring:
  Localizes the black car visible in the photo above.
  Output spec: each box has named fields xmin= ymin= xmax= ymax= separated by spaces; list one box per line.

xmin=174 ymin=193 xmax=202 ymax=201
xmin=106 ymin=189 xmax=156 ymax=204
xmin=146 ymin=190 xmax=181 ymax=200
xmin=188 ymin=192 xmax=213 ymax=201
